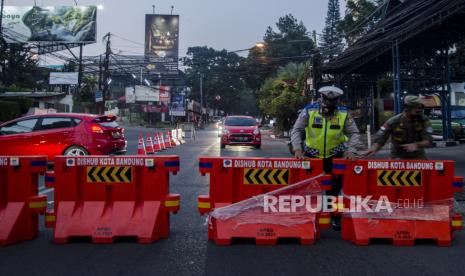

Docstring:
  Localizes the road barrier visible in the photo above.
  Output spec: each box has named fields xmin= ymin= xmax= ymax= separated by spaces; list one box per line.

xmin=45 ymin=155 xmax=180 ymax=244
xmin=180 ymin=123 xmax=195 ymax=140
xmin=0 ymin=156 xmax=48 ymax=246
xmin=333 ymin=159 xmax=463 ymax=246
xmin=198 ymin=157 xmax=332 ymax=245
xmin=177 ymin=128 xmax=185 ymax=144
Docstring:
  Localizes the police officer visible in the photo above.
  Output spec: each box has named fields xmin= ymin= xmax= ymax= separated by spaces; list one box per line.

xmin=290 ymin=86 xmax=363 ymax=229
xmin=368 ymin=95 xmax=433 ymax=159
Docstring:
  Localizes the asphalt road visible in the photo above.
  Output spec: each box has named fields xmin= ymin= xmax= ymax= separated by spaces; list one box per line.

xmin=1 ymin=126 xmax=465 ymax=276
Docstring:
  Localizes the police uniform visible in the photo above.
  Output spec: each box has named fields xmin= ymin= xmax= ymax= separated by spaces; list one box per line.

xmin=374 ymin=113 xmax=433 ymax=159
xmin=291 ymin=103 xmax=363 ymax=172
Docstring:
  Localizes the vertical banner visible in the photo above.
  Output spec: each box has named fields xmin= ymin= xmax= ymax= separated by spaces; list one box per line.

xmin=170 ymin=87 xmax=187 ymax=117
xmin=145 ymin=14 xmax=179 ymax=75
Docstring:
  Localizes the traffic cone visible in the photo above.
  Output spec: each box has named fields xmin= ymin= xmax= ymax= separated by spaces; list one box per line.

xmin=153 ymin=133 xmax=161 ymax=152
xmin=145 ymin=134 xmax=154 ymax=154
xmin=137 ymin=134 xmax=146 ymax=155
xmin=166 ymin=131 xmax=176 ymax=148
xmin=163 ymin=132 xmax=171 ymax=149
xmin=159 ymin=132 xmax=167 ymax=150
xmin=173 ymin=130 xmax=181 ymax=146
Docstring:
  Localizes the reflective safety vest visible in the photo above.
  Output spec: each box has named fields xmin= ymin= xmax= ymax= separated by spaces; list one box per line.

xmin=304 ymin=108 xmax=348 ymax=159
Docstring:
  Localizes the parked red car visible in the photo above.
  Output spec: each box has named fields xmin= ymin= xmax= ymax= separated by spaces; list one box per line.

xmin=220 ymin=116 xmax=261 ymax=149
xmin=0 ymin=113 xmax=127 ymax=160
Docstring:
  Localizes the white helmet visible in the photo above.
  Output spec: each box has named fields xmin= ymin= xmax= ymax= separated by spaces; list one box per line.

xmin=318 ymin=86 xmax=344 ymax=99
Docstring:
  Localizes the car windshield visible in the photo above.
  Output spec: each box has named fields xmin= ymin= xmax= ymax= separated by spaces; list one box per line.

xmin=225 ymin=117 xmax=256 ymax=126
xmin=452 ymin=109 xmax=465 ymax=119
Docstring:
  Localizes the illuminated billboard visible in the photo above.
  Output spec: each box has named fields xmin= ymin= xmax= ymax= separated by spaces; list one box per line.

xmin=2 ymin=6 xmax=97 ymax=43
xmin=145 ymin=14 xmax=179 ymax=74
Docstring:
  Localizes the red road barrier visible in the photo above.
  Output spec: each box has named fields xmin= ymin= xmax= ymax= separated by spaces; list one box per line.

xmin=333 ymin=159 xmax=463 ymax=246
xmin=45 ymin=155 xmax=180 ymax=244
xmin=0 ymin=156 xmax=48 ymax=246
xmin=198 ymin=157 xmax=332 ymax=245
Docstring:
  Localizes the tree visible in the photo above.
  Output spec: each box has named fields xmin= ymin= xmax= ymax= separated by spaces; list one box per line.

xmin=319 ymin=0 xmax=344 ymax=61
xmin=451 ymin=40 xmax=465 ymax=81
xmin=338 ymin=0 xmax=383 ymax=45
xmin=183 ymin=46 xmax=253 ymax=114
xmin=0 ymin=43 xmax=40 ymax=90
xmin=244 ymin=14 xmax=314 ymax=91
xmin=258 ymin=62 xmax=307 ymax=131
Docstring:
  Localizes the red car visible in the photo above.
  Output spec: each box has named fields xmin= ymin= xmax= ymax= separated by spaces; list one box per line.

xmin=0 ymin=113 xmax=127 ymax=160
xmin=220 ymin=116 xmax=261 ymax=149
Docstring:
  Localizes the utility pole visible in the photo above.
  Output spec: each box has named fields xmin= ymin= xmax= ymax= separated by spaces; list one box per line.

xmin=78 ymin=44 xmax=83 ymax=88
xmin=200 ymin=73 xmax=204 ymax=126
xmin=98 ymin=55 xmax=103 ymax=90
xmin=0 ymin=0 xmax=5 ymax=40
xmin=102 ymin=32 xmax=112 ymax=115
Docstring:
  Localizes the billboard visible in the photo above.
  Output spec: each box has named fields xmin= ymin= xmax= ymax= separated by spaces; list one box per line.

xmin=2 ymin=6 xmax=97 ymax=43
xmin=159 ymin=86 xmax=171 ymax=104
xmin=49 ymin=72 xmax=79 ymax=85
xmin=145 ymin=14 xmax=179 ymax=74
xmin=135 ymin=85 xmax=159 ymax=102
xmin=170 ymin=94 xmax=186 ymax=117
xmin=125 ymin=87 xmax=136 ymax=104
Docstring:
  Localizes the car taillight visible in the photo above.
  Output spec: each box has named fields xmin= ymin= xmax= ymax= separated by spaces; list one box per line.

xmin=89 ymin=124 xmax=104 ymax=134
xmin=253 ymin=128 xmax=260 ymax=135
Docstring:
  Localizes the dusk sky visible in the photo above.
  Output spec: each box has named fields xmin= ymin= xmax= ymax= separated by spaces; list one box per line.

xmin=10 ymin=0 xmax=345 ymax=63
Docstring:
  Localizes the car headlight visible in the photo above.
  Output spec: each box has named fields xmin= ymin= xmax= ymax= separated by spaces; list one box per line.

xmin=253 ymin=128 xmax=260 ymax=135
xmin=223 ymin=129 xmax=230 ymax=135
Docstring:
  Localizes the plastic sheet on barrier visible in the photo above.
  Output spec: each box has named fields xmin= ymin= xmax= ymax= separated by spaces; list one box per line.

xmin=342 ymin=197 xmax=455 ymax=221
xmin=209 ymin=174 xmax=325 ymax=228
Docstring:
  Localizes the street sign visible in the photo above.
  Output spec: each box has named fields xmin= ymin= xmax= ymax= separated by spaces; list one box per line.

xmin=95 ymin=91 xmax=103 ymax=103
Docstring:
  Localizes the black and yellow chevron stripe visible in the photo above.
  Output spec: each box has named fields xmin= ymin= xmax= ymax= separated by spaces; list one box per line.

xmin=243 ymin=169 xmax=289 ymax=185
xmin=377 ymin=170 xmax=422 ymax=187
xmin=87 ymin=166 xmax=132 ymax=183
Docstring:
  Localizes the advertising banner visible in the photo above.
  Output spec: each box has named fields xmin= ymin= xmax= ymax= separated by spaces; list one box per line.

xmin=2 ymin=6 xmax=97 ymax=43
xmin=49 ymin=72 xmax=79 ymax=85
xmin=144 ymin=14 xmax=179 ymax=74
xmin=159 ymin=86 xmax=171 ymax=105
xmin=170 ymin=87 xmax=187 ymax=117
xmin=135 ymin=85 xmax=159 ymax=102
xmin=125 ymin=87 xmax=136 ymax=104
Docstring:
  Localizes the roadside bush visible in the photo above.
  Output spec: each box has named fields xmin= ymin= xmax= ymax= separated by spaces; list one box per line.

xmin=0 ymin=100 xmax=21 ymax=123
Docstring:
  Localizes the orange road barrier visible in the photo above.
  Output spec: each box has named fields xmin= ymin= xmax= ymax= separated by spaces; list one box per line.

xmin=45 ymin=155 xmax=180 ymax=244
xmin=198 ymin=157 xmax=332 ymax=245
xmin=333 ymin=159 xmax=463 ymax=246
xmin=0 ymin=156 xmax=48 ymax=246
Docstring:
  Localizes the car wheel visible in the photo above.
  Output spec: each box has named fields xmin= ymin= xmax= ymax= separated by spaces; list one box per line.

xmin=221 ymin=143 xmax=226 ymax=149
xmin=64 ymin=146 xmax=89 ymax=156
xmin=255 ymin=144 xmax=261 ymax=149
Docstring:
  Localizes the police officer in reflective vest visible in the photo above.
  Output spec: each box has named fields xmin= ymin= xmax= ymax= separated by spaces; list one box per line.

xmin=291 ymin=86 xmax=363 ymax=229
xmin=368 ymin=95 xmax=433 ymax=159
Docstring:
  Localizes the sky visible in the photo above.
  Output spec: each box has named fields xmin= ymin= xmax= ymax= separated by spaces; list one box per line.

xmin=10 ymin=0 xmax=345 ymax=63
